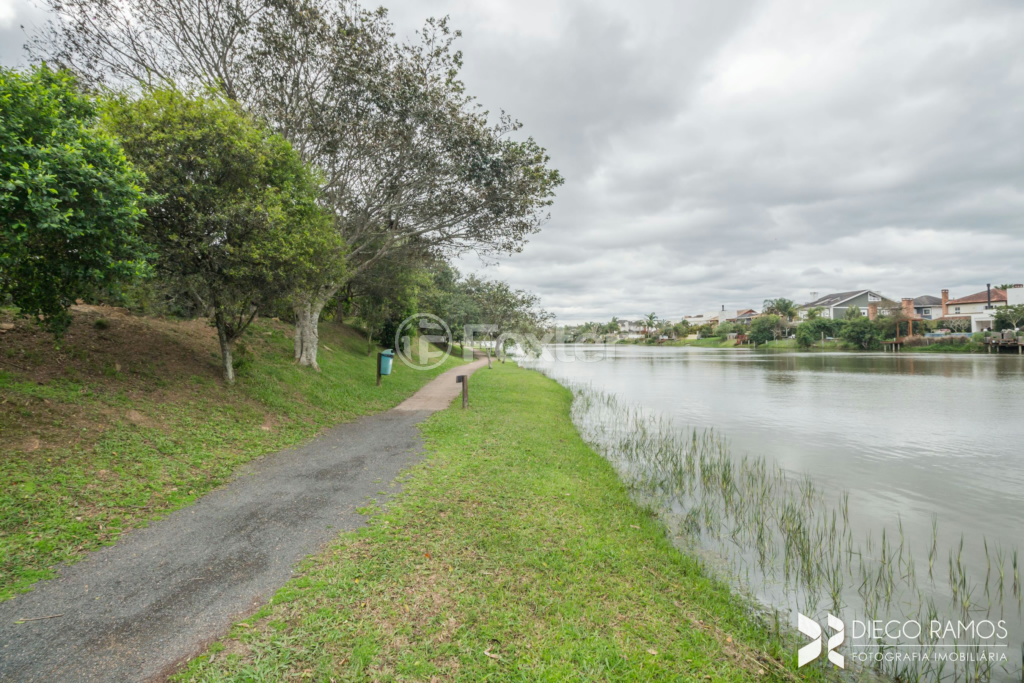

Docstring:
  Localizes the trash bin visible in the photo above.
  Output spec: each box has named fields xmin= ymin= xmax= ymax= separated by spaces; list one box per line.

xmin=380 ymin=349 xmax=394 ymax=376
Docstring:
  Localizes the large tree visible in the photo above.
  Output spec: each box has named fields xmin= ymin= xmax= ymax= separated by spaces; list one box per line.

xmin=748 ymin=315 xmax=785 ymax=345
xmin=994 ymin=304 xmax=1024 ymax=331
xmin=419 ymin=262 xmax=480 ymax=351
xmin=461 ymin=275 xmax=552 ymax=357
xmin=763 ymin=298 xmax=798 ymax=321
xmin=33 ymin=0 xmax=563 ymax=370
xmin=0 ymin=66 xmax=148 ymax=335
xmin=643 ymin=312 xmax=659 ymax=339
xmin=103 ymin=88 xmax=343 ymax=382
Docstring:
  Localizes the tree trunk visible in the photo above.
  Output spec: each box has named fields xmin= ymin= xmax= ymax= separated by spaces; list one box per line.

xmin=216 ymin=322 xmax=235 ymax=385
xmin=292 ymin=298 xmax=327 ymax=371
xmin=293 ymin=302 xmax=307 ymax=362
xmin=366 ymin=328 xmax=374 ymax=356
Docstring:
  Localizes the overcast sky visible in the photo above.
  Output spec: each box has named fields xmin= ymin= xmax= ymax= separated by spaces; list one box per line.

xmin=4 ymin=0 xmax=1024 ymax=322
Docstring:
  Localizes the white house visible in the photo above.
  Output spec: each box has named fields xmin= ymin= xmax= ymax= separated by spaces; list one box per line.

xmin=942 ymin=286 xmax=1016 ymax=332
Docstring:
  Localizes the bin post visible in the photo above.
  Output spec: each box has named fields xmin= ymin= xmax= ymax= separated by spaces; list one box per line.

xmin=376 ymin=352 xmax=382 ymax=386
xmin=462 ymin=374 xmax=469 ymax=408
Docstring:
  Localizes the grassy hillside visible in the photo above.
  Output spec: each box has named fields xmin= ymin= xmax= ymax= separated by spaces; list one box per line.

xmin=0 ymin=305 xmax=463 ymax=601
xmin=175 ymin=363 xmax=817 ymax=682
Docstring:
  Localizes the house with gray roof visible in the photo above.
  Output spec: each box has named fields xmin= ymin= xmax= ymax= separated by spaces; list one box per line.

xmin=912 ymin=295 xmax=943 ymax=320
xmin=799 ymin=290 xmax=895 ymax=320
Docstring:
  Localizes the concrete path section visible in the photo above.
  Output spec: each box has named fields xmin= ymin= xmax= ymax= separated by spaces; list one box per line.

xmin=0 ymin=357 xmax=489 ymax=682
xmin=394 ymin=355 xmax=489 ymax=411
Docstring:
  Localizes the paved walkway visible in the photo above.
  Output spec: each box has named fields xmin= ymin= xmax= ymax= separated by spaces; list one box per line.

xmin=0 ymin=357 xmax=489 ymax=682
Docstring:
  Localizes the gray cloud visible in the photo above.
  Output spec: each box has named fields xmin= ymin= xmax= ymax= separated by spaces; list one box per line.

xmin=5 ymin=0 xmax=1024 ymax=322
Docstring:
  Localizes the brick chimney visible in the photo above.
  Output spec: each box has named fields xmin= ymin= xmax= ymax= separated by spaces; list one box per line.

xmin=941 ymin=289 xmax=949 ymax=317
xmin=868 ymin=303 xmax=878 ymax=321
xmin=902 ymin=298 xmax=914 ymax=317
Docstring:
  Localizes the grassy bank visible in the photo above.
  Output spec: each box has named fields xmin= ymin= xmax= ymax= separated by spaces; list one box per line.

xmin=175 ymin=363 xmax=814 ymax=682
xmin=664 ymin=337 xmax=738 ymax=348
xmin=901 ymin=341 xmax=988 ymax=353
xmin=0 ymin=306 xmax=462 ymax=601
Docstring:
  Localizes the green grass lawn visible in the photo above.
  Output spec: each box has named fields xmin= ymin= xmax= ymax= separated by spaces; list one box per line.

xmin=175 ymin=363 xmax=818 ymax=682
xmin=0 ymin=311 xmax=463 ymax=601
xmin=757 ymin=339 xmax=797 ymax=349
xmin=666 ymin=337 xmax=738 ymax=348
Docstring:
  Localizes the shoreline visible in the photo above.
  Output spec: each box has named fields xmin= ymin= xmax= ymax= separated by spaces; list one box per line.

xmin=578 ymin=339 xmax=1006 ymax=354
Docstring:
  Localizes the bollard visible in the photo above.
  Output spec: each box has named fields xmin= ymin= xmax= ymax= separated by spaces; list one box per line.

xmin=456 ymin=375 xmax=468 ymax=408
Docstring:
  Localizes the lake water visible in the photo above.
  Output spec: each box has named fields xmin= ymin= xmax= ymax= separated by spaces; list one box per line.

xmin=523 ymin=345 xmax=1024 ymax=681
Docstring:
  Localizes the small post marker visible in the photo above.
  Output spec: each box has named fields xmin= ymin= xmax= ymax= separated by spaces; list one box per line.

xmin=376 ymin=352 xmax=382 ymax=387
xmin=456 ymin=374 xmax=468 ymax=408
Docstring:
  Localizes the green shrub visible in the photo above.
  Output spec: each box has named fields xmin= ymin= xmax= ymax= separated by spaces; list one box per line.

xmin=0 ymin=66 xmax=149 ymax=335
xmin=795 ymin=318 xmax=838 ymax=347
xmin=840 ymin=318 xmax=882 ymax=350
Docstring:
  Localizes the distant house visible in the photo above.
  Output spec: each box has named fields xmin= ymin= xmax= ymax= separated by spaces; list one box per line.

xmin=912 ymin=295 xmax=943 ymax=320
xmin=943 ymin=286 xmax=1020 ymax=332
xmin=799 ymin=290 xmax=895 ymax=320
xmin=944 ymin=288 xmax=1007 ymax=317
xmin=729 ymin=309 xmax=760 ymax=325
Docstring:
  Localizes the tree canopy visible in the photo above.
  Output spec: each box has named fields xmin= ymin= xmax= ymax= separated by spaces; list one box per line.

xmin=763 ymin=298 xmax=798 ymax=321
xmin=102 ymin=88 xmax=344 ymax=382
xmin=840 ymin=318 xmax=882 ymax=350
xmin=0 ymin=65 xmax=148 ymax=334
xmin=33 ymin=0 xmax=564 ymax=369
xmin=748 ymin=315 xmax=785 ymax=344
xmin=995 ymin=304 xmax=1024 ymax=331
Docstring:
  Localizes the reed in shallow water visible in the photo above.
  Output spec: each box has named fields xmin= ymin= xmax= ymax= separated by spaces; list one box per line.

xmin=547 ymin=376 xmax=1023 ymax=683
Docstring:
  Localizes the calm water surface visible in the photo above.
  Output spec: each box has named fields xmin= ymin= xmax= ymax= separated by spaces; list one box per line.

xmin=527 ymin=345 xmax=1024 ymax=679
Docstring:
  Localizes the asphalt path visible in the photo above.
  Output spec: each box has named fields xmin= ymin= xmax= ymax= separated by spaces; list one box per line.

xmin=0 ymin=357 xmax=488 ymax=682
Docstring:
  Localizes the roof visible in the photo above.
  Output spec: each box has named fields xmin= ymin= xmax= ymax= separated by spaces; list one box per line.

xmin=800 ymin=291 xmax=865 ymax=308
xmin=946 ymin=289 xmax=1008 ymax=305
xmin=799 ymin=290 xmax=895 ymax=309
xmin=913 ymin=295 xmax=942 ymax=306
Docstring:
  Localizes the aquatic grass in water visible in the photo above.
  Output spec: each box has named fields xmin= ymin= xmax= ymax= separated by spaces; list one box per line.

xmin=553 ymin=378 xmax=1022 ymax=683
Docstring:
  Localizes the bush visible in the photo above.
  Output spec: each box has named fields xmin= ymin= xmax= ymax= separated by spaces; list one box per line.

xmin=795 ymin=318 xmax=838 ymax=347
xmin=971 ymin=332 xmax=985 ymax=342
xmin=749 ymin=315 xmax=784 ymax=345
xmin=715 ymin=322 xmax=741 ymax=339
xmin=840 ymin=318 xmax=882 ymax=350
xmin=1 ymin=66 xmax=149 ymax=335
xmin=930 ymin=336 xmax=968 ymax=347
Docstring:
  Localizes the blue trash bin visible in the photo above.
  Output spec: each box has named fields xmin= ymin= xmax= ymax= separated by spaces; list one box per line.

xmin=380 ymin=349 xmax=394 ymax=376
